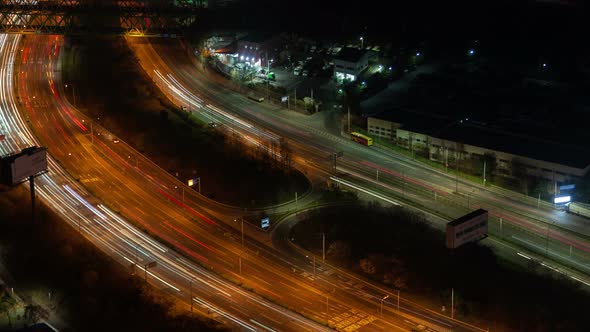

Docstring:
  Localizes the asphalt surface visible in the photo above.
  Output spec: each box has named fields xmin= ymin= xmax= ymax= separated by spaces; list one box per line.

xmin=0 ymin=33 xmax=484 ymax=332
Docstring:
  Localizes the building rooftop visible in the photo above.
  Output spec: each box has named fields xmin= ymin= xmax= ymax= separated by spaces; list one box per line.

xmin=335 ymin=47 xmax=368 ymax=63
xmin=371 ymin=110 xmax=590 ymax=169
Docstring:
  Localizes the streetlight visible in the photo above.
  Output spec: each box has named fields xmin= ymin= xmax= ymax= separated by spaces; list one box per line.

xmin=380 ymin=295 xmax=389 ymax=316
xmin=359 ymin=36 xmax=364 ymax=49
xmin=467 ymin=189 xmax=475 ymax=210
xmin=65 ymin=84 xmax=76 ymax=107
xmin=189 ymin=277 xmax=194 ymax=315
xmin=235 ymin=218 xmax=244 ymax=247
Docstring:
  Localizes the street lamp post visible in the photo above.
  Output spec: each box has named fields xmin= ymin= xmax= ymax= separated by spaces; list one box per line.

xmin=189 ymin=278 xmax=194 ymax=315
xmin=322 ymin=232 xmax=326 ymax=262
xmin=380 ymin=295 xmax=389 ymax=316
xmin=360 ymin=37 xmax=364 ymax=49
xmin=65 ymin=84 xmax=76 ymax=107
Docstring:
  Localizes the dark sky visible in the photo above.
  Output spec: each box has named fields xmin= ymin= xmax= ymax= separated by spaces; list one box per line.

xmin=206 ymin=0 xmax=588 ymax=56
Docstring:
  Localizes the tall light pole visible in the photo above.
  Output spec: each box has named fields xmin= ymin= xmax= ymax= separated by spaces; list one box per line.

xmin=65 ymin=84 xmax=76 ymax=107
xmin=380 ymin=295 xmax=389 ymax=316
xmin=322 ymin=232 xmax=326 ymax=262
xmin=483 ymin=160 xmax=487 ymax=186
xmin=360 ymin=36 xmax=364 ymax=49
xmin=189 ymin=277 xmax=194 ymax=315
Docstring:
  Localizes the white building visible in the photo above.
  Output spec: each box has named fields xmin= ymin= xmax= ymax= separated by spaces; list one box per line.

xmin=368 ymin=112 xmax=590 ymax=184
xmin=333 ymin=47 xmax=373 ymax=83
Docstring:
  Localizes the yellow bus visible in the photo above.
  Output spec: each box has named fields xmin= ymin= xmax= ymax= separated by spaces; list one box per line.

xmin=351 ymin=132 xmax=373 ymax=146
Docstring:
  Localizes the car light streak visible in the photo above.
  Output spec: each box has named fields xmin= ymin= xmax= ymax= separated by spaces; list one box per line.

xmin=63 ymin=184 xmax=107 ymax=220
xmin=121 ymin=256 xmax=180 ymax=291
xmin=192 ymin=297 xmax=257 ymax=331
xmin=330 ymin=176 xmax=402 ymax=206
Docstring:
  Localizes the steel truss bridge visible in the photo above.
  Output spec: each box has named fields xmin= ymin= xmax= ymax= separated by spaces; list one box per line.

xmin=0 ymin=0 xmax=204 ymax=36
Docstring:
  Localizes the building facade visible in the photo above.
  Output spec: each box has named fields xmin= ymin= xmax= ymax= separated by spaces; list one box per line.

xmin=367 ymin=115 xmax=590 ymax=184
xmin=333 ymin=47 xmax=372 ymax=83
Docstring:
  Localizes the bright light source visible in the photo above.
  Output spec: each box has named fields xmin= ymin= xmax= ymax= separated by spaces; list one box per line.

xmin=554 ymin=196 xmax=571 ymax=204
xmin=416 ymin=52 xmax=420 ymax=56
xmin=542 ymin=63 xmax=547 ymax=68
xmin=468 ymin=49 xmax=475 ymax=55
xmin=360 ymin=37 xmax=363 ymax=40
xmin=388 ymin=66 xmax=392 ymax=71
xmin=240 ymin=55 xmax=244 ymax=60
xmin=361 ymin=81 xmax=366 ymax=85
xmin=246 ymin=57 xmax=250 ymax=61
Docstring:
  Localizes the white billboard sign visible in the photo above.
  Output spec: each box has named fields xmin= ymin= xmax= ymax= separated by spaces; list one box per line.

xmin=446 ymin=209 xmax=488 ymax=249
xmin=10 ymin=147 xmax=47 ymax=184
xmin=554 ymin=196 xmax=571 ymax=204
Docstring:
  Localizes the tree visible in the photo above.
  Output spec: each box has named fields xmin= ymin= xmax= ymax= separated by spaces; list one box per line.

xmin=327 ymin=240 xmax=351 ymax=264
xmin=0 ymin=286 xmax=17 ymax=327
xmin=24 ymin=304 xmax=49 ymax=325
xmin=230 ymin=64 xmax=258 ymax=89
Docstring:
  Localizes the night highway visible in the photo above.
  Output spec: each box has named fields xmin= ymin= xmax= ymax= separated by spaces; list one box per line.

xmin=0 ymin=33 xmax=490 ymax=331
xmin=124 ymin=37 xmax=590 ymax=289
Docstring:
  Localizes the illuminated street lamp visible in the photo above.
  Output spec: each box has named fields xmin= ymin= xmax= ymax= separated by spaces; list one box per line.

xmin=65 ymin=83 xmax=76 ymax=107
xmin=360 ymin=36 xmax=364 ymax=49
xmin=380 ymin=295 xmax=390 ymax=316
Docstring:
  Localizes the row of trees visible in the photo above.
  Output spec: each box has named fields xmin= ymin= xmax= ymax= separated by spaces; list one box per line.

xmin=291 ymin=199 xmax=590 ymax=330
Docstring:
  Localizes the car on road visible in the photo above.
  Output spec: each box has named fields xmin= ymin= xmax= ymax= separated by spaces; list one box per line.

xmin=113 ymin=139 xmax=120 ymax=144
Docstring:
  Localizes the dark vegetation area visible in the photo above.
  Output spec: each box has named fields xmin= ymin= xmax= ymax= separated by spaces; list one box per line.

xmin=61 ymin=36 xmax=309 ymax=207
xmin=291 ymin=202 xmax=590 ymax=331
xmin=0 ymin=187 xmax=224 ymax=331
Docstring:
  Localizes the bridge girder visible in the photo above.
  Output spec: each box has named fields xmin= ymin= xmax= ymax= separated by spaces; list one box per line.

xmin=0 ymin=0 xmax=202 ymax=35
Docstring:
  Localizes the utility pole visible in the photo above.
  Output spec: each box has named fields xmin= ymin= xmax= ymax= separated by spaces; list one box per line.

xmin=537 ymin=193 xmax=541 ymax=208
xmin=451 ymin=288 xmax=455 ymax=319
xmin=29 ymin=175 xmax=36 ymax=225
xmin=322 ymin=232 xmax=326 ymax=262
xmin=347 ymin=107 xmax=351 ymax=133
xmin=483 ymin=160 xmax=486 ymax=185
xmin=455 ymin=157 xmax=459 ymax=193
xmin=190 ymin=278 xmax=193 ymax=315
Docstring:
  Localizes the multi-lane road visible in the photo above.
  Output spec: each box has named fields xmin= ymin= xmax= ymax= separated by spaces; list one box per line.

xmin=125 ymin=38 xmax=590 ymax=285
xmin=0 ymin=33 xmax=491 ymax=332
xmin=3 ymin=31 xmax=589 ymax=332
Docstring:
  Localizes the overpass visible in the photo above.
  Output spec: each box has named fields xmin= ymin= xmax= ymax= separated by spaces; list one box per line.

xmin=0 ymin=0 xmax=204 ymax=35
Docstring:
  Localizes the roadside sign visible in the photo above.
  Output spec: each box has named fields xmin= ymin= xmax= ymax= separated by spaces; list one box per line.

xmin=261 ymin=217 xmax=270 ymax=229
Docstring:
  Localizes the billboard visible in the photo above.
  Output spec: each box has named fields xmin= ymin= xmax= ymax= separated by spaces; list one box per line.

xmin=8 ymin=147 xmax=48 ymax=184
xmin=554 ymin=196 xmax=571 ymax=204
xmin=446 ymin=209 xmax=488 ymax=249
xmin=261 ymin=217 xmax=270 ymax=229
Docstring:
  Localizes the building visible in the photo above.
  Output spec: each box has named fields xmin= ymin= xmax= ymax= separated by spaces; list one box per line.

xmin=367 ymin=110 xmax=590 ymax=184
xmin=235 ymin=33 xmax=279 ymax=69
xmin=333 ymin=47 xmax=373 ymax=83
